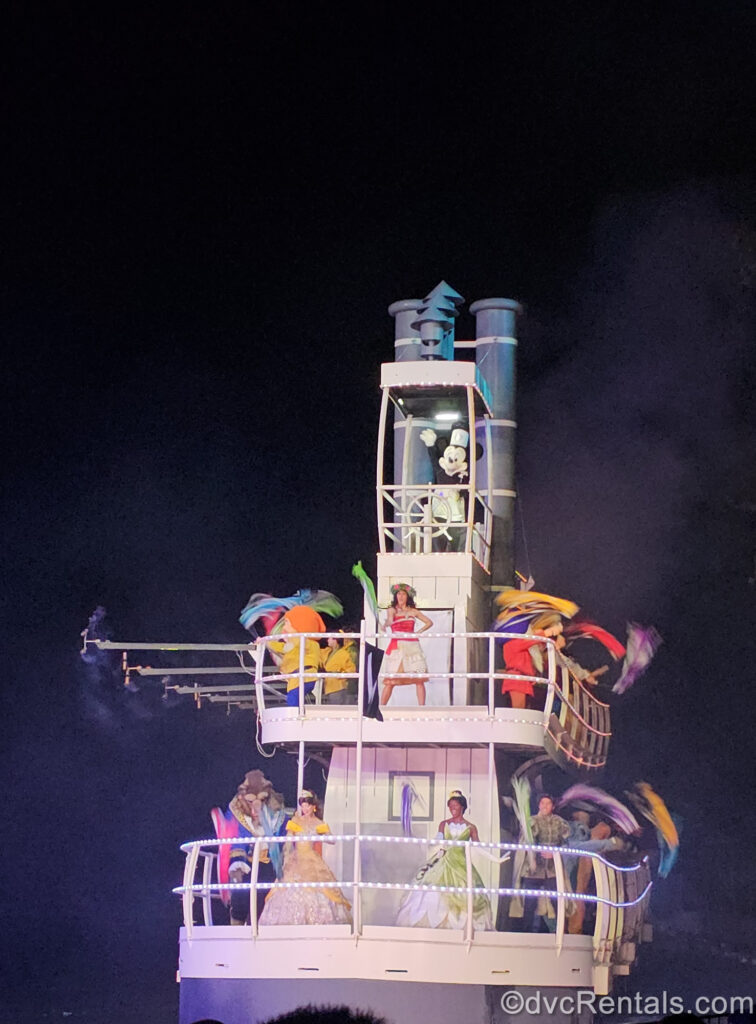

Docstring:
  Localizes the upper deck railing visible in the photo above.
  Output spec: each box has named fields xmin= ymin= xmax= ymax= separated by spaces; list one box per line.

xmin=92 ymin=630 xmax=612 ymax=769
xmin=175 ymin=832 xmax=651 ymax=991
xmin=378 ymin=482 xmax=492 ymax=570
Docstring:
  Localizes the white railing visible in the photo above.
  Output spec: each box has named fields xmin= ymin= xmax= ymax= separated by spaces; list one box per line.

xmin=253 ymin=628 xmax=545 ymax=712
xmin=92 ymin=630 xmax=613 ymax=769
xmin=377 ymin=482 xmax=493 ymax=570
xmin=250 ymin=630 xmax=611 ymax=768
xmin=175 ymin=833 xmax=652 ymax=968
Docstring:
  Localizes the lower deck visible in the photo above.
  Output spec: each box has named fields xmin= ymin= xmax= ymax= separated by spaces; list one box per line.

xmin=179 ymin=924 xmax=604 ymax=988
xmin=177 ymin=832 xmax=651 ymax=1003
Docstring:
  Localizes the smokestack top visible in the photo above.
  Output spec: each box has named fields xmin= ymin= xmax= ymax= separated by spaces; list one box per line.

xmin=469 ymin=297 xmax=523 ymax=316
xmin=388 ymin=299 xmax=422 ymax=318
xmin=470 ymin=297 xmax=522 ymax=341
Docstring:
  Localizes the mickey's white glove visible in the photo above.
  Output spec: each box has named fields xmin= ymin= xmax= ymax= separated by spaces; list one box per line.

xmin=419 ymin=428 xmax=437 ymax=447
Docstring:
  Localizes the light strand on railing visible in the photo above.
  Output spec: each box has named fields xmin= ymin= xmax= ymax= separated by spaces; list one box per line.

xmin=264 ymin=714 xmax=550 ymax=725
xmin=218 ymin=702 xmax=564 ymax=727
xmin=178 ymin=835 xmax=649 ymax=873
xmin=172 ymin=879 xmax=653 ymax=910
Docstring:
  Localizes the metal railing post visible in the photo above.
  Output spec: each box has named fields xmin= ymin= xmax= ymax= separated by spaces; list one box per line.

xmin=250 ymin=838 xmax=261 ymax=938
xmin=182 ymin=843 xmax=200 ymax=940
xmin=424 ymin=482 xmax=432 ymax=553
xmin=201 ymin=853 xmax=214 ymax=926
xmin=465 ymin=841 xmax=474 ymax=944
xmin=400 ymin=414 xmax=413 ymax=551
xmin=605 ymin=861 xmax=619 ymax=964
xmin=253 ymin=641 xmax=265 ymax=712
xmin=297 ymin=739 xmax=305 ymax=801
xmin=353 ymin=619 xmax=366 ymax=937
xmin=376 ymin=386 xmax=389 ymax=554
xmin=353 ymin=836 xmax=362 ymax=938
xmin=467 ymin=384 xmax=476 ymax=554
xmin=553 ymin=850 xmax=567 ymax=957
xmin=542 ymin=638 xmax=556 ymax=723
xmin=592 ymin=859 xmax=610 ymax=963
xmin=488 ymin=743 xmax=496 ymax=922
xmin=298 ymin=635 xmax=305 ymax=714
xmin=488 ymin=634 xmax=495 ymax=716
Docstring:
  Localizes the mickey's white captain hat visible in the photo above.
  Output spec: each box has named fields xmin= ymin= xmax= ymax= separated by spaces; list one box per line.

xmin=450 ymin=427 xmax=469 ymax=447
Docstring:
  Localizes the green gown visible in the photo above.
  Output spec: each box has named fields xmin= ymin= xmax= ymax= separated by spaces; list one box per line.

xmin=396 ymin=821 xmax=493 ymax=930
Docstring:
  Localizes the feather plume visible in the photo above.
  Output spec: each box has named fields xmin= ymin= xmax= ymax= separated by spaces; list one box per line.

xmin=240 ymin=589 xmax=343 ymax=634
xmin=657 ymin=813 xmax=683 ymax=878
xmin=268 ymin=613 xmax=287 ymax=636
xmin=261 ymin=609 xmax=284 ymax=634
xmin=300 ymin=589 xmax=344 ymax=620
xmin=627 ymin=783 xmax=680 ymax=879
xmin=511 ymin=776 xmax=536 ymax=872
xmin=558 ymin=784 xmax=640 ymax=835
xmin=239 ymin=593 xmax=285 ymax=631
xmin=495 ymin=589 xmax=579 ymax=619
xmin=495 ymin=589 xmax=579 ymax=636
xmin=494 ymin=609 xmax=543 ymax=636
xmin=626 ymin=782 xmax=679 ymax=849
xmin=563 ymin=621 xmax=626 ymax=659
xmin=352 ymin=561 xmax=380 ymax=618
xmin=613 ymin=623 xmax=662 ymax=693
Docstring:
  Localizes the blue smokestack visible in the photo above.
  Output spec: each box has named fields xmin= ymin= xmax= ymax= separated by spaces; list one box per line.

xmin=470 ymin=297 xmax=523 ymax=585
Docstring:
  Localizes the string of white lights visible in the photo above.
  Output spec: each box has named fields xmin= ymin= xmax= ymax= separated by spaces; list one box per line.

xmin=172 ymin=879 xmax=653 ymax=909
xmin=178 ymin=835 xmax=649 ymax=873
xmin=264 ymin=714 xmax=548 ymax=725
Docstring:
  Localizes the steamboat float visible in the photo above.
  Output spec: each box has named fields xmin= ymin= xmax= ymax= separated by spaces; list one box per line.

xmin=92 ymin=283 xmax=653 ymax=1024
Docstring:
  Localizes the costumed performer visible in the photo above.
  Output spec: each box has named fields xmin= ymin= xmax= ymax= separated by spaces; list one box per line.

xmin=320 ymin=628 xmax=358 ymax=705
xmin=259 ymin=790 xmax=352 ymax=926
xmin=560 ymin=619 xmax=626 ymax=686
xmin=556 ymin=634 xmax=610 ymax=687
xmin=396 ymin=790 xmax=493 ymax=931
xmin=626 ymin=781 xmax=680 ymax=878
xmin=210 ymin=770 xmax=288 ymax=925
xmin=379 ymin=583 xmax=432 ymax=706
xmin=566 ymin=816 xmax=621 ymax=934
xmin=553 ymin=782 xmax=641 ymax=934
xmin=562 ymin=618 xmax=662 ymax=696
xmin=239 ymin=589 xmax=343 ymax=707
xmin=495 ymin=589 xmax=579 ymax=710
xmin=511 ymin=793 xmax=570 ymax=933
xmin=419 ymin=424 xmax=482 ymax=552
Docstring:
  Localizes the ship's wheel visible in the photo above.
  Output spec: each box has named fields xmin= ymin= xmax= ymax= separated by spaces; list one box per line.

xmin=403 ymin=493 xmax=454 ymax=535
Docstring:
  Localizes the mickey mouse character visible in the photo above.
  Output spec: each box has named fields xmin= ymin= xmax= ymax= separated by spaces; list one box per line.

xmin=419 ymin=425 xmax=481 ymax=551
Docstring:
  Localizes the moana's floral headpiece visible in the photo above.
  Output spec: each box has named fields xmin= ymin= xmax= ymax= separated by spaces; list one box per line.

xmin=390 ymin=582 xmax=416 ymax=600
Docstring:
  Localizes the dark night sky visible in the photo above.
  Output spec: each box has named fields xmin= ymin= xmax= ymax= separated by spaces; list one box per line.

xmin=2 ymin=5 xmax=756 ymax=1022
